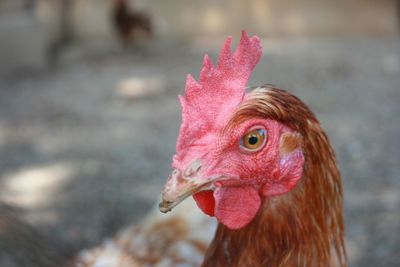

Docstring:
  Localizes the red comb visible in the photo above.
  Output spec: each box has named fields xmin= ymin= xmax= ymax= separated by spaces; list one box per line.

xmin=176 ymin=31 xmax=262 ymax=154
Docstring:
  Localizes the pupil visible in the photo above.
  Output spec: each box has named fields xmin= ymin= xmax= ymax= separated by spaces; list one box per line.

xmin=248 ymin=135 xmax=258 ymax=145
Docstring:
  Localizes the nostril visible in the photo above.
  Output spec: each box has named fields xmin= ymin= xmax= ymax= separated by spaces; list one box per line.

xmin=184 ymin=159 xmax=202 ymax=177
xmin=184 ymin=167 xmax=193 ymax=178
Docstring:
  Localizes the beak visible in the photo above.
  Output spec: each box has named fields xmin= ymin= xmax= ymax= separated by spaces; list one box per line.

xmin=159 ymin=160 xmax=217 ymax=213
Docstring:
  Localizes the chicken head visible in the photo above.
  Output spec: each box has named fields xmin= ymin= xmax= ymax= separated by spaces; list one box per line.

xmin=159 ymin=32 xmax=304 ymax=230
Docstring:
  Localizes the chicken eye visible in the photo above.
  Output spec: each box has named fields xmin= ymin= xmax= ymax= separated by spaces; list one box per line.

xmin=240 ymin=128 xmax=267 ymax=152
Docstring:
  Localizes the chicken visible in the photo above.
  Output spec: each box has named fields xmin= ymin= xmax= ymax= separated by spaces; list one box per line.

xmin=75 ymin=199 xmax=216 ymax=267
xmin=113 ymin=0 xmax=152 ymax=44
xmin=74 ymin=31 xmax=346 ymax=267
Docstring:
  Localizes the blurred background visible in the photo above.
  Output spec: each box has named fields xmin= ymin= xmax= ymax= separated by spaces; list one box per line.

xmin=0 ymin=0 xmax=399 ymax=266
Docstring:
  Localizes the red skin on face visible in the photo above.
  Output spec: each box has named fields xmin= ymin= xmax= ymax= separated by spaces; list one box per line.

xmin=178 ymin=117 xmax=304 ymax=230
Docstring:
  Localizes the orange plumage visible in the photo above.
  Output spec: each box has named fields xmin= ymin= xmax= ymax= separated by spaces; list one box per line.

xmin=200 ymin=86 xmax=346 ymax=266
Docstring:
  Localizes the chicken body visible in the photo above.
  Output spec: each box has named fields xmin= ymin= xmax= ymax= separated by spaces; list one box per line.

xmin=76 ymin=198 xmax=216 ymax=267
xmin=113 ymin=0 xmax=152 ymax=44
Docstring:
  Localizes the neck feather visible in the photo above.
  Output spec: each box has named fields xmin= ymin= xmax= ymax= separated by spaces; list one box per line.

xmin=202 ymin=87 xmax=346 ymax=267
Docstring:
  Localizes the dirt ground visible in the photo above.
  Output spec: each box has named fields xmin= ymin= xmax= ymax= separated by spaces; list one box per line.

xmin=0 ymin=36 xmax=399 ymax=266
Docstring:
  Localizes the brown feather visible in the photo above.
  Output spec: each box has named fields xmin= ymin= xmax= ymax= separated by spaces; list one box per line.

xmin=203 ymin=86 xmax=346 ymax=267
xmin=279 ymin=132 xmax=303 ymax=156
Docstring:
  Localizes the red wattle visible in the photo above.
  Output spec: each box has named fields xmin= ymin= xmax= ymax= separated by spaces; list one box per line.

xmin=193 ymin=190 xmax=215 ymax=216
xmin=214 ymin=186 xmax=261 ymax=230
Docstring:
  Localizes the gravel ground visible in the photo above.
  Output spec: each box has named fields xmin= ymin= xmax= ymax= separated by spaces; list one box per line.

xmin=0 ymin=37 xmax=399 ymax=266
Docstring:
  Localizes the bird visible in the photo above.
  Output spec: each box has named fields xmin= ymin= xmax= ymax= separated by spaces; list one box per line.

xmin=112 ymin=0 xmax=152 ymax=45
xmin=74 ymin=31 xmax=346 ymax=267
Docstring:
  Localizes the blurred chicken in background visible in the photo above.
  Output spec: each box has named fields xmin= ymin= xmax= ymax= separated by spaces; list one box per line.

xmin=113 ymin=0 xmax=152 ymax=45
